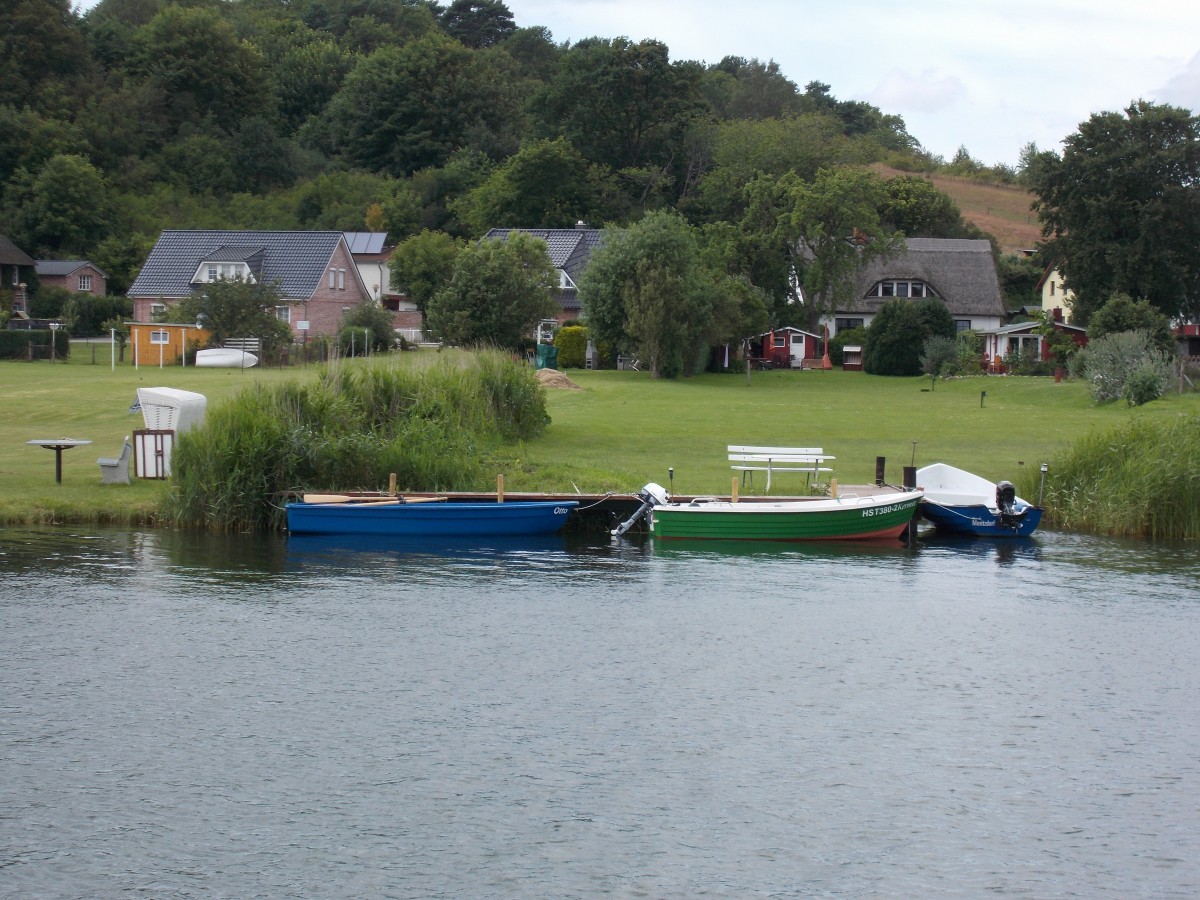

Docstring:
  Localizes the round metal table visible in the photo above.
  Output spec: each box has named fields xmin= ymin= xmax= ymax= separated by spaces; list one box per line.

xmin=26 ymin=439 xmax=92 ymax=483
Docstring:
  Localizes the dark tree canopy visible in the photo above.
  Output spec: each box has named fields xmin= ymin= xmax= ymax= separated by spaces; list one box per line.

xmin=439 ymin=0 xmax=516 ymax=49
xmin=1032 ymin=100 xmax=1200 ymax=324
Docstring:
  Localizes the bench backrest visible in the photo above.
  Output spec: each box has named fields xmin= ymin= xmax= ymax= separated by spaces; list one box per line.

xmin=728 ymin=445 xmax=823 ymax=462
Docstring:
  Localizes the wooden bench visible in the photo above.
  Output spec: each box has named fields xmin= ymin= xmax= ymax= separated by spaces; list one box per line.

xmin=728 ymin=444 xmax=835 ymax=493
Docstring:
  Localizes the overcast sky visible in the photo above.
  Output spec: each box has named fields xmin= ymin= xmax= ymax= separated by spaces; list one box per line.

xmin=70 ymin=0 xmax=1200 ymax=167
xmin=502 ymin=0 xmax=1200 ymax=167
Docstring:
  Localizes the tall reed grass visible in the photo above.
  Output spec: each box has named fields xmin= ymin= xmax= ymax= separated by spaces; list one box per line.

xmin=1024 ymin=415 xmax=1200 ymax=540
xmin=168 ymin=350 xmax=547 ymax=531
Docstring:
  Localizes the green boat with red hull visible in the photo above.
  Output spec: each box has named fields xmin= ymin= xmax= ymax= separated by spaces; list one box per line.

xmin=613 ymin=484 xmax=923 ymax=542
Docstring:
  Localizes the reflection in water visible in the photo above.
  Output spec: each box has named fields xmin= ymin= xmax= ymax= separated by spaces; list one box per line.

xmin=917 ymin=533 xmax=1044 ymax=565
xmin=2 ymin=525 xmax=1199 ymax=898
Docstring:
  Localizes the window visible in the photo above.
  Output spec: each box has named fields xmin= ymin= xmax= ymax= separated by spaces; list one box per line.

xmin=1049 ymin=282 xmax=1056 ymax=296
xmin=150 ymin=330 xmax=170 ymax=345
xmin=955 ymin=320 xmax=971 ymax=332
xmin=275 ymin=306 xmax=291 ymax=323
xmin=150 ymin=302 xmax=167 ymax=319
xmin=337 ymin=268 xmax=345 ymax=290
xmin=78 ymin=274 xmax=92 ymax=292
xmin=329 ymin=270 xmax=336 ymax=289
xmin=836 ymin=318 xmax=864 ymax=332
xmin=772 ymin=333 xmax=787 ymax=349
xmin=873 ymin=280 xmax=933 ymax=298
xmin=10 ymin=270 xmax=18 ymax=286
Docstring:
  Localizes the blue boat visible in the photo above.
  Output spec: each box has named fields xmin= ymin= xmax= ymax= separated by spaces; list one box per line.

xmin=916 ymin=463 xmax=1043 ymax=537
xmin=286 ymin=496 xmax=578 ymax=537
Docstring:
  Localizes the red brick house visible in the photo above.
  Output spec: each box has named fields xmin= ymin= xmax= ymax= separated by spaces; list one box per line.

xmin=128 ymin=231 xmax=374 ymax=340
xmin=35 ymin=260 xmax=108 ymax=296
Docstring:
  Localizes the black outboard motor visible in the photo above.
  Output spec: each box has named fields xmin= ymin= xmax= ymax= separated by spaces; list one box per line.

xmin=995 ymin=480 xmax=1023 ymax=529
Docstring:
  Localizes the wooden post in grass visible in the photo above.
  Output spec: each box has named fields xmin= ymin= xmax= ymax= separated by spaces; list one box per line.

xmin=731 ymin=477 xmax=739 ymax=503
xmin=388 ymin=472 xmax=397 ymax=496
xmin=497 ymin=473 xmax=504 ymax=503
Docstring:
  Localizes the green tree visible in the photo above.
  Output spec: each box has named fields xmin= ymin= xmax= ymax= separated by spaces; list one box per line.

xmin=425 ymin=231 xmax=557 ymax=348
xmin=1088 ymin=292 xmax=1175 ymax=355
xmin=744 ymin=168 xmax=904 ymax=328
xmin=338 ymin=299 xmax=396 ymax=354
xmin=0 ymin=0 xmax=93 ymax=109
xmin=389 ymin=229 xmax=465 ymax=317
xmin=133 ymin=4 xmax=270 ymax=133
xmin=175 ymin=278 xmax=293 ymax=351
xmin=863 ymin=298 xmax=954 ymax=376
xmin=454 ymin=137 xmax=597 ymax=233
xmin=308 ymin=33 xmax=511 ymax=176
xmin=4 ymin=154 xmax=110 ymax=255
xmin=532 ymin=37 xmax=705 ymax=176
xmin=920 ymin=334 xmax=958 ymax=389
xmin=579 ymin=209 xmax=717 ymax=378
xmin=439 ymin=0 xmax=515 ymax=49
xmin=1032 ymin=100 xmax=1200 ymax=324
xmin=863 ymin=299 xmax=926 ymax=376
xmin=880 ymin=176 xmax=977 ymax=238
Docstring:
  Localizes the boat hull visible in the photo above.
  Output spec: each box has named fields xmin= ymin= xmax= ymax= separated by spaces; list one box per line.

xmin=919 ymin=500 xmax=1043 ymax=537
xmin=196 ymin=348 xmax=258 ymax=368
xmin=286 ymin=499 xmax=578 ymax=537
xmin=916 ymin=462 xmax=1043 ymax=537
xmin=649 ymin=491 xmax=922 ymax=542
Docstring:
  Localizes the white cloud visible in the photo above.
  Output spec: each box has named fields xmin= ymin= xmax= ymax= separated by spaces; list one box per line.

xmin=1155 ymin=51 xmax=1200 ymax=111
xmin=868 ymin=70 xmax=969 ymax=115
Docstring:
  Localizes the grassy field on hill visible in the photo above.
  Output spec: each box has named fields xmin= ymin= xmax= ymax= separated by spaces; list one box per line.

xmin=873 ymin=166 xmax=1042 ymax=253
xmin=4 ymin=350 xmax=1197 ymax=527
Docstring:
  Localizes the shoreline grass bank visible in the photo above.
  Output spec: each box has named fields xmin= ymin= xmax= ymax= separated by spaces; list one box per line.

xmin=3 ymin=351 xmax=1198 ymax=536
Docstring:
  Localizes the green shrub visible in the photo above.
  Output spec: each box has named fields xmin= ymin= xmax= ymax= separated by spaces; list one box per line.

xmin=1083 ymin=330 xmax=1173 ymax=404
xmin=555 ymin=325 xmax=587 ymax=368
xmin=169 ymin=350 xmax=547 ymax=531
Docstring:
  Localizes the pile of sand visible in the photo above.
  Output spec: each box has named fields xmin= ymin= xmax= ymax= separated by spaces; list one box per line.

xmin=535 ymin=368 xmax=582 ymax=390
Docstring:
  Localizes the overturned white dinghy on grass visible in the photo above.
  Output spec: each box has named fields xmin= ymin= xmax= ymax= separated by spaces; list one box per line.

xmin=195 ymin=348 xmax=258 ymax=368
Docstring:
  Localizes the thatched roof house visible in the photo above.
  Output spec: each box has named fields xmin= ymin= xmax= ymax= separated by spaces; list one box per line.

xmin=823 ymin=238 xmax=1007 ymax=335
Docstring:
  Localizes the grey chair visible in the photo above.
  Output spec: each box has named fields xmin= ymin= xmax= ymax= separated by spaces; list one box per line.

xmin=98 ymin=436 xmax=132 ymax=484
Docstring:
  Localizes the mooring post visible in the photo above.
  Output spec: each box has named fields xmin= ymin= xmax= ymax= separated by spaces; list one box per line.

xmin=902 ymin=465 xmax=919 ymax=545
xmin=497 ymin=473 xmax=504 ymax=503
xmin=875 ymin=456 xmax=886 ymax=486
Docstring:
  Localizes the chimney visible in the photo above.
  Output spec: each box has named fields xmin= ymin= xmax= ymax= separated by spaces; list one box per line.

xmin=575 ymin=220 xmax=588 ymax=230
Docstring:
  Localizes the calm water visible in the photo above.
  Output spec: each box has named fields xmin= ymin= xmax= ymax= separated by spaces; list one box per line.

xmin=2 ymin=526 xmax=1198 ymax=899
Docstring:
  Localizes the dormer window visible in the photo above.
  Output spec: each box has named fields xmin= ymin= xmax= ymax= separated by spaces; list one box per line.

xmin=559 ymin=270 xmax=576 ymax=290
xmin=193 ymin=261 xmax=252 ymax=283
xmin=871 ymin=280 xmax=930 ymax=299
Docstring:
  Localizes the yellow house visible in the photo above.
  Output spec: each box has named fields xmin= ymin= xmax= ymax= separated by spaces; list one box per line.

xmin=128 ymin=322 xmax=212 ymax=367
xmin=1037 ymin=266 xmax=1074 ymax=323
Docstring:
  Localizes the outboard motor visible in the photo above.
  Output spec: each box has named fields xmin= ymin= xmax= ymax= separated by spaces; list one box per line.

xmin=995 ymin=480 xmax=1023 ymax=529
xmin=611 ymin=482 xmax=670 ymax=537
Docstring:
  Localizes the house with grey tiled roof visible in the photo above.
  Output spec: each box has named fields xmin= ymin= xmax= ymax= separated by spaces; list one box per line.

xmin=35 ymin=260 xmax=108 ymax=297
xmin=128 ymin=230 xmax=373 ymax=339
xmin=821 ymin=238 xmax=1007 ymax=335
xmin=484 ymin=223 xmax=604 ymax=324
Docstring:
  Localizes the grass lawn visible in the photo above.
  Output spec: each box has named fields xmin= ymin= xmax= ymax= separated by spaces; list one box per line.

xmin=524 ymin=367 xmax=1200 ymax=497
xmin=3 ymin=347 xmax=1198 ymax=525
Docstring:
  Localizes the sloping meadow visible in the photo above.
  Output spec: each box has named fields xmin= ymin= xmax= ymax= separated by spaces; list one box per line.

xmin=168 ymin=350 xmax=547 ymax=531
